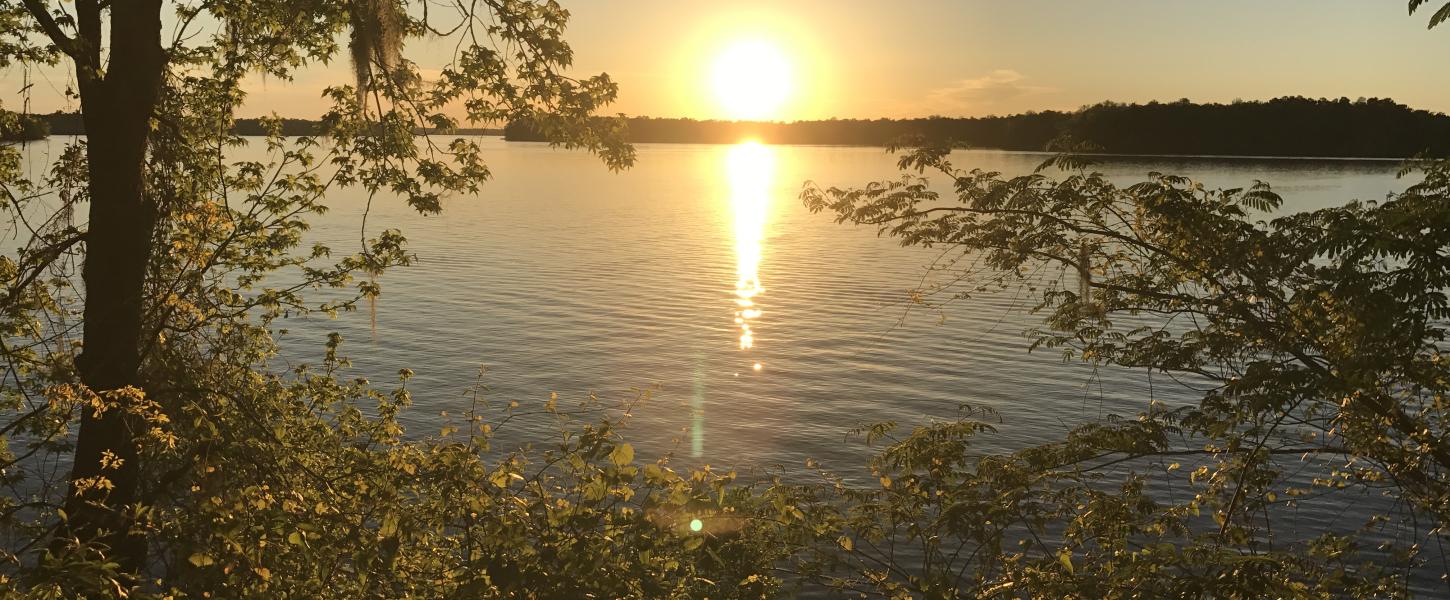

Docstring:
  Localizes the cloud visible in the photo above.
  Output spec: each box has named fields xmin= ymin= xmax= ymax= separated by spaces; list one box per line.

xmin=918 ymin=70 xmax=1055 ymax=117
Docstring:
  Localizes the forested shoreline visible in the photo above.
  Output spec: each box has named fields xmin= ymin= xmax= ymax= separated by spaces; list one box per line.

xmin=507 ymin=96 xmax=1450 ymax=158
xmin=0 ymin=111 xmax=502 ymax=138
xmin=14 ymin=97 xmax=1448 ymax=159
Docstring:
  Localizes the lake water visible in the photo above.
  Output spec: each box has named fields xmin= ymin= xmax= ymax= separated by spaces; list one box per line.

xmin=254 ymin=139 xmax=1408 ymax=473
xmin=12 ymin=137 xmax=1410 ymax=471
xmin=16 ymin=137 xmax=1441 ymax=589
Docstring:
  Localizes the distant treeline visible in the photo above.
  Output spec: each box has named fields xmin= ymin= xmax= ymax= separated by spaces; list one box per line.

xmin=21 ymin=112 xmax=502 ymax=137
xmin=0 ymin=113 xmax=49 ymax=142
xmin=506 ymin=97 xmax=1450 ymax=158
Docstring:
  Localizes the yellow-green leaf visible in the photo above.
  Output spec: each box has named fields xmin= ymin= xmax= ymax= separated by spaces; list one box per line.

xmin=609 ymin=443 xmax=634 ymax=467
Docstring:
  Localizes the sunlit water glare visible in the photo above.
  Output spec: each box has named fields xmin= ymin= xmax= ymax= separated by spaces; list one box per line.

xmin=728 ymin=141 xmax=774 ymax=354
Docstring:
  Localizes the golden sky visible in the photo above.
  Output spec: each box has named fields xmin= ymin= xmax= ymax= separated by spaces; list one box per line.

xmin=5 ymin=0 xmax=1450 ymax=121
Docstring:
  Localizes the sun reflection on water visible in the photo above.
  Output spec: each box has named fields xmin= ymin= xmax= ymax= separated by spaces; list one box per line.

xmin=726 ymin=141 xmax=775 ymax=354
xmin=691 ymin=142 xmax=775 ymax=459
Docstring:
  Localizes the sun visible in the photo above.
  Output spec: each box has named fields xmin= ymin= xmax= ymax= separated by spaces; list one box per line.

xmin=711 ymin=39 xmax=792 ymax=121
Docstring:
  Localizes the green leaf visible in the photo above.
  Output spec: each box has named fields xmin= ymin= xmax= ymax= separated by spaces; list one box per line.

xmin=608 ymin=443 xmax=634 ymax=467
xmin=1057 ymin=548 xmax=1074 ymax=574
xmin=188 ymin=553 xmax=215 ymax=567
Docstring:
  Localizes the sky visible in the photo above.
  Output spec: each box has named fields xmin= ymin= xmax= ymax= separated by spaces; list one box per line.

xmin=5 ymin=0 xmax=1450 ymax=121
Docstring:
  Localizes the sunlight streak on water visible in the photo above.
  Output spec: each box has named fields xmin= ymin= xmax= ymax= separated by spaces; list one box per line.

xmin=690 ymin=141 xmax=777 ymax=458
xmin=727 ymin=141 xmax=775 ymax=354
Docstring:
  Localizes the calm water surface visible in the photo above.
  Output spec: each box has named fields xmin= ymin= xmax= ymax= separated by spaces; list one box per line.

xmin=16 ymin=137 xmax=1439 ymax=588
xmin=13 ymin=137 xmax=1409 ymax=472
xmin=261 ymin=139 xmax=1407 ymax=474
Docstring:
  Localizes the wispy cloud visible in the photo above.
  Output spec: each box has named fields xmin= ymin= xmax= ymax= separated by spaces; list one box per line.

xmin=918 ymin=70 xmax=1055 ymax=117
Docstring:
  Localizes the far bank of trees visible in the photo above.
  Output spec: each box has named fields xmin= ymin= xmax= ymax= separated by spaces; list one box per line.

xmin=23 ymin=111 xmax=503 ymax=137
xmin=0 ymin=111 xmax=47 ymax=141
xmin=508 ymin=96 xmax=1450 ymax=158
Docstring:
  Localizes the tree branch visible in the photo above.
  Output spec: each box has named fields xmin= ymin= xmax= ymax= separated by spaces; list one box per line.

xmin=19 ymin=0 xmax=78 ymax=58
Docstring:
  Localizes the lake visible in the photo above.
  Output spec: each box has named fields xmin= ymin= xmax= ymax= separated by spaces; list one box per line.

xmin=14 ymin=137 xmax=1438 ymax=589
xmin=232 ymin=139 xmax=1405 ymax=475
xmin=13 ymin=137 xmax=1410 ymax=473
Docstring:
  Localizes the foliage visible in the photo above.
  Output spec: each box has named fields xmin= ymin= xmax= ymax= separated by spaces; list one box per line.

xmin=0 ymin=0 xmax=1446 ymax=597
xmin=0 ymin=0 xmax=710 ymax=596
xmin=84 ymin=346 xmax=805 ymax=599
xmin=798 ymin=145 xmax=1450 ymax=597
xmin=1410 ymin=0 xmax=1450 ymax=28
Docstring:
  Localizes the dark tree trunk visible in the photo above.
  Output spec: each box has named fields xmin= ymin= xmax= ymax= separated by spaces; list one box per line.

xmin=58 ymin=0 xmax=166 ymax=572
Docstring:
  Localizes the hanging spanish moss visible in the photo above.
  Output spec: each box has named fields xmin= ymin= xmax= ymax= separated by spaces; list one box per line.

xmin=350 ymin=0 xmax=405 ymax=107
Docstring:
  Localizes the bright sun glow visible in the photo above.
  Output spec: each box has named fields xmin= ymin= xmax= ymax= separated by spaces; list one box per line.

xmin=712 ymin=40 xmax=792 ymax=120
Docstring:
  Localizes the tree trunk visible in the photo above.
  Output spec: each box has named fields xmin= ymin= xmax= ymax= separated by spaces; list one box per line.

xmin=60 ymin=0 xmax=166 ymax=572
